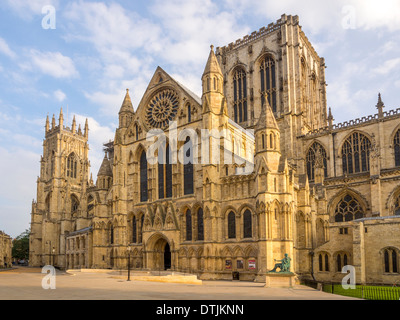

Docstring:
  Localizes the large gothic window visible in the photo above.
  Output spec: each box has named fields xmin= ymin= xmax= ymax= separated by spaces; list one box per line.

xmin=228 ymin=211 xmax=236 ymax=239
xmin=394 ymin=130 xmax=400 ymax=167
xmin=233 ymin=68 xmax=248 ymax=123
xmin=243 ymin=210 xmax=252 ymax=239
xmin=197 ymin=208 xmax=204 ymax=241
xmin=260 ymin=56 xmax=277 ymax=112
xmin=183 ymin=137 xmax=194 ymax=195
xmin=67 ymin=153 xmax=77 ymax=179
xmin=342 ymin=132 xmax=371 ymax=175
xmin=186 ymin=209 xmax=192 ymax=241
xmin=158 ymin=143 xmax=173 ymax=199
xmin=140 ymin=151 xmax=148 ymax=202
xmin=306 ymin=142 xmax=328 ymax=181
xmin=334 ymin=194 xmax=364 ymax=222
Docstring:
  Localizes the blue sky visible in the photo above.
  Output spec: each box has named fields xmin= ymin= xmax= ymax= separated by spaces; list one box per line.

xmin=1 ymin=0 xmax=400 ymax=238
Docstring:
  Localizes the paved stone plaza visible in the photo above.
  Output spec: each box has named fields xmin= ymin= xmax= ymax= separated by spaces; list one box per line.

xmin=0 ymin=267 xmax=357 ymax=300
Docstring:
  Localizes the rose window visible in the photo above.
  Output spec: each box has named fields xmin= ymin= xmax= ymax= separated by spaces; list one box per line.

xmin=146 ymin=89 xmax=179 ymax=129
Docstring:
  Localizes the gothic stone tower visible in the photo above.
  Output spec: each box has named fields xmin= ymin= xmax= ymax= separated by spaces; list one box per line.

xmin=30 ymin=110 xmax=90 ymax=267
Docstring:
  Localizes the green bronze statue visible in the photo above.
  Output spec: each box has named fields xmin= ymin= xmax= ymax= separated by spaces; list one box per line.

xmin=270 ymin=254 xmax=291 ymax=273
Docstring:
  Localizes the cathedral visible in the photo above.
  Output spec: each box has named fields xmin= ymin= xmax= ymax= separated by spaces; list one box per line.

xmin=29 ymin=14 xmax=400 ymax=285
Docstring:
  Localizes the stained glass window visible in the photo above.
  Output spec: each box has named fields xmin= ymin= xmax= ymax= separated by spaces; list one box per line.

xmin=228 ymin=211 xmax=236 ymax=239
xmin=394 ymin=130 xmax=400 ymax=167
xmin=395 ymin=196 xmax=400 ymax=216
xmin=197 ymin=208 xmax=204 ymax=241
xmin=67 ymin=153 xmax=77 ymax=179
xmin=260 ymin=56 xmax=277 ymax=112
xmin=243 ymin=210 xmax=252 ymax=238
xmin=183 ymin=137 xmax=194 ymax=195
xmin=306 ymin=142 xmax=328 ymax=181
xmin=132 ymin=218 xmax=137 ymax=243
xmin=334 ymin=194 xmax=364 ymax=222
xmin=342 ymin=132 xmax=371 ymax=174
xmin=140 ymin=151 xmax=148 ymax=202
xmin=158 ymin=144 xmax=173 ymax=199
xmin=186 ymin=210 xmax=192 ymax=241
xmin=233 ymin=68 xmax=247 ymax=123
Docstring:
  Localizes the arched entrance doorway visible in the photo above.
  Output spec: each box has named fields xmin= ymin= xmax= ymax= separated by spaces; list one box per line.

xmin=148 ymin=235 xmax=173 ymax=271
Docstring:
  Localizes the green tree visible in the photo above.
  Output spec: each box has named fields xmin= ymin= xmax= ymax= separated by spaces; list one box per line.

xmin=12 ymin=229 xmax=30 ymax=261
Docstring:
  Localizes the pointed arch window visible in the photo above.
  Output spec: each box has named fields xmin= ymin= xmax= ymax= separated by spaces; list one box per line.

xmin=197 ymin=208 xmax=204 ymax=241
xmin=334 ymin=194 xmax=364 ymax=222
xmin=337 ymin=254 xmax=342 ymax=272
xmin=342 ymin=132 xmax=371 ymax=175
xmin=260 ymin=56 xmax=277 ymax=112
xmin=140 ymin=151 xmax=148 ymax=202
xmin=306 ymin=142 xmax=328 ymax=181
xmin=394 ymin=130 xmax=400 ymax=167
xmin=67 ymin=153 xmax=77 ymax=179
xmin=318 ymin=253 xmax=329 ymax=272
xmin=132 ymin=218 xmax=137 ymax=244
xmin=186 ymin=209 xmax=192 ymax=241
xmin=228 ymin=211 xmax=236 ymax=239
xmin=158 ymin=143 xmax=173 ymax=199
xmin=233 ymin=68 xmax=248 ymax=123
xmin=187 ymin=104 xmax=191 ymax=123
xmin=71 ymin=196 xmax=79 ymax=214
xmin=243 ymin=209 xmax=252 ymax=239
xmin=395 ymin=196 xmax=400 ymax=216
xmin=183 ymin=137 xmax=194 ymax=195
xmin=110 ymin=226 xmax=114 ymax=244
xmin=383 ymin=248 xmax=399 ymax=273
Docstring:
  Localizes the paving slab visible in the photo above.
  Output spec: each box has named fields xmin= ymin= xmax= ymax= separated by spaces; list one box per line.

xmin=0 ymin=267 xmax=359 ymax=300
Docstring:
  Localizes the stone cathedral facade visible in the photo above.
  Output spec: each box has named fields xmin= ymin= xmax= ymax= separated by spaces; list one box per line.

xmin=30 ymin=15 xmax=400 ymax=285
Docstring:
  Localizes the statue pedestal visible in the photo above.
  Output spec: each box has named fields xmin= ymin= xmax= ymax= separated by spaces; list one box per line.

xmin=265 ymin=273 xmax=296 ymax=288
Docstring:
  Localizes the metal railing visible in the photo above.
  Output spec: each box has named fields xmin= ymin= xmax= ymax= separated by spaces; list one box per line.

xmin=302 ymin=280 xmax=400 ymax=300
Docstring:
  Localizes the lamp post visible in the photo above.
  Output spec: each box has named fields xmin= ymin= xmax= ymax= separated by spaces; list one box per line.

xmin=127 ymin=246 xmax=132 ymax=282
xmin=52 ymin=247 xmax=56 ymax=267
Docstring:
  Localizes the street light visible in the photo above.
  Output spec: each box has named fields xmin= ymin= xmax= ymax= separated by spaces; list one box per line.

xmin=52 ymin=247 xmax=56 ymax=267
xmin=127 ymin=246 xmax=132 ymax=282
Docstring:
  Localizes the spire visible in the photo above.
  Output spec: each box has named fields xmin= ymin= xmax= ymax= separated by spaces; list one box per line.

xmin=45 ymin=115 xmax=50 ymax=132
xmin=84 ymin=118 xmax=89 ymax=139
xmin=256 ymin=98 xmax=278 ymax=131
xmin=51 ymin=114 xmax=56 ymax=129
xmin=97 ymin=153 xmax=113 ymax=177
xmin=78 ymin=124 xmax=82 ymax=135
xmin=202 ymin=45 xmax=223 ymax=78
xmin=376 ymin=93 xmax=385 ymax=118
xmin=59 ymin=107 xmax=64 ymax=128
xmin=328 ymin=107 xmax=334 ymax=130
xmin=119 ymin=89 xmax=134 ymax=114
xmin=72 ymin=115 xmax=76 ymax=133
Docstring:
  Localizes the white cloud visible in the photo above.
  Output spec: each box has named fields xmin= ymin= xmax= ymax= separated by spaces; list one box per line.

xmin=29 ymin=49 xmax=79 ymax=79
xmin=0 ymin=38 xmax=16 ymax=59
xmin=372 ymin=58 xmax=400 ymax=76
xmin=54 ymin=89 xmax=67 ymax=102
xmin=5 ymin=0 xmax=59 ymax=20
